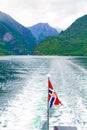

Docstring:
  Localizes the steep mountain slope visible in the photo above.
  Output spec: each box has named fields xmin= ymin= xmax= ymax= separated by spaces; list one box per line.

xmin=29 ymin=23 xmax=58 ymax=43
xmin=0 ymin=11 xmax=36 ymax=55
xmin=34 ymin=14 xmax=87 ymax=56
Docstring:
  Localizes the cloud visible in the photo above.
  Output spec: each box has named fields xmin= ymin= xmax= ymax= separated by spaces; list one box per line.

xmin=0 ymin=0 xmax=87 ymax=28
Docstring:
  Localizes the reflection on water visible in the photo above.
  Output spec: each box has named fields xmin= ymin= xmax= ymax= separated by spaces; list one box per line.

xmin=0 ymin=56 xmax=87 ymax=130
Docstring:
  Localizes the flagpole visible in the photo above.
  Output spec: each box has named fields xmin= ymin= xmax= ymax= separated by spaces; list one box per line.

xmin=47 ymin=74 xmax=50 ymax=130
xmin=47 ymin=74 xmax=62 ymax=130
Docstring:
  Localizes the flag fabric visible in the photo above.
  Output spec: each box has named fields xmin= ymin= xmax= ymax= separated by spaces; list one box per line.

xmin=48 ymin=79 xmax=61 ymax=108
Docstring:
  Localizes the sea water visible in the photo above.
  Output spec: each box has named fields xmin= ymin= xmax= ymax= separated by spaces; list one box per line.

xmin=0 ymin=56 xmax=87 ymax=130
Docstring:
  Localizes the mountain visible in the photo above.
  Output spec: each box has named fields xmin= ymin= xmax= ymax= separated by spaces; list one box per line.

xmin=34 ymin=14 xmax=87 ymax=56
xmin=0 ymin=11 xmax=36 ymax=55
xmin=29 ymin=23 xmax=58 ymax=43
xmin=56 ymin=27 xmax=63 ymax=33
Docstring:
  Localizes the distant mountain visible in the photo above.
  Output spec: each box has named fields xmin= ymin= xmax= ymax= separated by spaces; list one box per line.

xmin=56 ymin=27 xmax=63 ymax=33
xmin=0 ymin=11 xmax=36 ymax=55
xmin=34 ymin=14 xmax=87 ymax=56
xmin=29 ymin=23 xmax=58 ymax=43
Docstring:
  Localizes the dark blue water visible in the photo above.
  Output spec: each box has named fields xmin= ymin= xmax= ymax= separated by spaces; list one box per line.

xmin=0 ymin=56 xmax=87 ymax=130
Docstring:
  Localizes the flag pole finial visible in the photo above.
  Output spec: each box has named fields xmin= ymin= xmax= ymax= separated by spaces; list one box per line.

xmin=47 ymin=74 xmax=50 ymax=79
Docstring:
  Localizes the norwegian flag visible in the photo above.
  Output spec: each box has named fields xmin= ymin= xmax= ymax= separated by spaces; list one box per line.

xmin=48 ymin=79 xmax=62 ymax=108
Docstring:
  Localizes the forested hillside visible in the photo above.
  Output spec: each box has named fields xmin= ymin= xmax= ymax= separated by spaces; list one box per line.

xmin=34 ymin=15 xmax=87 ymax=56
xmin=0 ymin=11 xmax=36 ymax=55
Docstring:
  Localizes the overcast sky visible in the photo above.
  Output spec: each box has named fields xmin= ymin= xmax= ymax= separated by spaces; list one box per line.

xmin=0 ymin=0 xmax=87 ymax=29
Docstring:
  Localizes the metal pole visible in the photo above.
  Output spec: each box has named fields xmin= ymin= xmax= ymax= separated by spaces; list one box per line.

xmin=47 ymin=77 xmax=49 ymax=130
